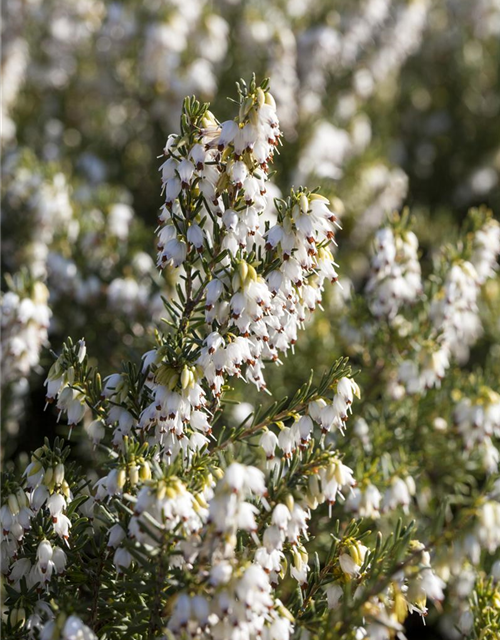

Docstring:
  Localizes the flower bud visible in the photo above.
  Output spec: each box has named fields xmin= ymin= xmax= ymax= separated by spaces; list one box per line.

xmin=37 ymin=539 xmax=53 ymax=568
xmin=232 ymin=271 xmax=243 ymax=293
xmin=284 ymin=494 xmax=295 ymax=513
xmin=129 ymin=466 xmax=139 ymax=486
xmin=167 ymin=373 xmax=179 ymax=391
xmin=66 ymin=366 xmax=75 ymax=385
xmin=8 ymin=494 xmax=19 ymax=516
xmin=47 ymin=360 xmax=63 ymax=381
xmin=61 ymin=481 xmax=71 ymax=499
xmin=238 ymin=261 xmax=249 ymax=284
xmin=117 ymin=469 xmax=126 ymax=489
xmin=54 ymin=463 xmax=65 ymax=486
xmin=29 ymin=461 xmax=43 ymax=478
xmin=213 ymin=468 xmax=224 ymax=480
xmin=256 ymin=87 xmax=265 ymax=108
xmin=246 ymin=264 xmax=257 ymax=283
xmin=265 ymin=91 xmax=276 ymax=109
xmin=9 ymin=608 xmax=26 ymax=627
xmin=299 ymin=194 xmax=309 ymax=215
xmin=310 ymin=193 xmax=330 ymax=203
xmin=77 ymin=339 xmax=87 ymax=363
xmin=140 ymin=461 xmax=151 ymax=481
xmin=15 ymin=488 xmax=28 ymax=509
xmin=239 ymin=96 xmax=254 ymax=122
xmin=181 ymin=366 xmax=191 ymax=390
xmin=155 ymin=482 xmax=166 ymax=501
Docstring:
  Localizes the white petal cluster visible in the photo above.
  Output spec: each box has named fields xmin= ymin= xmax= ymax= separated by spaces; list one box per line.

xmin=1 ymin=32 xmax=28 ymax=143
xmin=366 ymin=226 xmax=422 ymax=319
xmin=396 ymin=213 xmax=500 ymax=394
xmin=397 ymin=342 xmax=450 ymax=394
xmin=454 ymin=388 xmax=500 ymax=472
xmin=125 ymin=476 xmax=209 ymax=569
xmin=44 ymin=340 xmax=87 ymax=429
xmin=168 ymin=564 xmax=293 ymax=640
xmin=3 ymin=160 xmax=74 ymax=279
xmin=1 ymin=456 xmax=72 ymax=590
xmin=427 ymin=215 xmax=500 ymax=367
xmin=256 ymin=497 xmax=310 ymax=585
xmin=208 ymin=463 xmax=266 ymax=543
xmin=347 ymin=483 xmax=382 ymax=519
xmin=338 ymin=540 xmax=369 ymax=578
xmin=8 ymin=540 xmax=67 ymax=592
xmin=166 ymin=464 xmax=294 ymax=639
xmin=471 ymin=216 xmax=500 ymax=284
xmin=430 ymin=260 xmax=483 ymax=361
xmin=258 ymin=376 xmax=360 ymax=463
xmin=476 ymin=499 xmax=500 ymax=554
xmin=382 ymin=475 xmax=416 ymax=514
xmin=140 ymin=4 xmax=229 ymax=120
xmin=363 ymin=0 xmax=430 ymax=95
xmin=289 ymin=0 xmax=429 ymax=189
xmin=1 ymin=487 xmax=34 ymax=573
xmin=41 ymin=615 xmax=97 ymax=640
xmin=1 ymin=282 xmax=51 ymax=390
xmin=86 ymin=85 xmax=347 ymax=465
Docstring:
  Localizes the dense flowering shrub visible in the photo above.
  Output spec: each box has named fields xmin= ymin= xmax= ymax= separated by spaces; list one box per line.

xmin=3 ymin=77 xmax=500 ymax=639
xmin=0 ymin=152 xmax=165 ymax=443
xmin=3 ymin=0 xmax=500 ymax=478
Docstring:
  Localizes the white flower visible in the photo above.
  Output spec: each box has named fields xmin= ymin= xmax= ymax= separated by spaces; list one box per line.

xmin=419 ymin=567 xmax=446 ymax=602
xmin=187 ymin=223 xmax=204 ymax=251
xmin=223 ymin=463 xmax=266 ymax=496
xmin=366 ymin=225 xmax=422 ymax=319
xmin=113 ymin=547 xmax=132 ymax=572
xmin=9 ymin=557 xmax=31 ymax=583
xmin=177 ymin=159 xmax=195 ymax=188
xmin=297 ymin=415 xmax=313 ymax=445
xmin=260 ymin=429 xmax=279 ymax=459
xmin=53 ymin=547 xmax=67 ymax=573
xmin=339 ymin=543 xmax=368 ymax=577
xmin=216 ymin=120 xmax=239 ymax=149
xmin=271 ymin=504 xmax=292 ymax=530
xmin=47 ymin=493 xmax=66 ymax=519
xmin=339 ymin=553 xmax=360 ymax=577
xmin=159 ymin=238 xmax=187 ymax=268
xmin=278 ymin=426 xmax=298 ymax=459
xmin=63 ymin=616 xmax=97 ymax=640
xmin=165 ymin=177 xmax=182 ymax=205
xmin=348 ymin=484 xmax=381 ymax=519
xmin=36 ymin=539 xmax=53 ymax=572
xmin=325 ymin=583 xmax=343 ymax=609
xmin=383 ymin=476 xmax=413 ymax=513
xmin=230 ymin=160 xmax=248 ymax=188
xmin=53 ymin=514 xmax=71 ymax=539
xmin=108 ymin=524 xmax=126 ymax=548
xmin=209 ymin=561 xmax=233 ymax=586
xmin=85 ymin=420 xmax=105 ymax=445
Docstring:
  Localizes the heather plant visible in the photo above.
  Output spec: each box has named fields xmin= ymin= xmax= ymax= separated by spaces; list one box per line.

xmin=3 ymin=77 xmax=499 ymax=640
xmin=0 ymin=151 xmax=165 ymax=449
xmin=4 ymin=0 xmax=500 ymax=475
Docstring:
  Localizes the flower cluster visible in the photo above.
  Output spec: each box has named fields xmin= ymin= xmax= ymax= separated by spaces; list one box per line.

xmin=366 ymin=222 xmax=422 ymax=319
xmin=1 ymin=279 xmax=51 ymax=392
xmin=3 ymin=77 xmax=499 ymax=640
xmin=63 ymin=79 xmax=346 ymax=469
xmin=454 ymin=386 xmax=500 ymax=472
xmin=389 ymin=211 xmax=500 ymax=394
